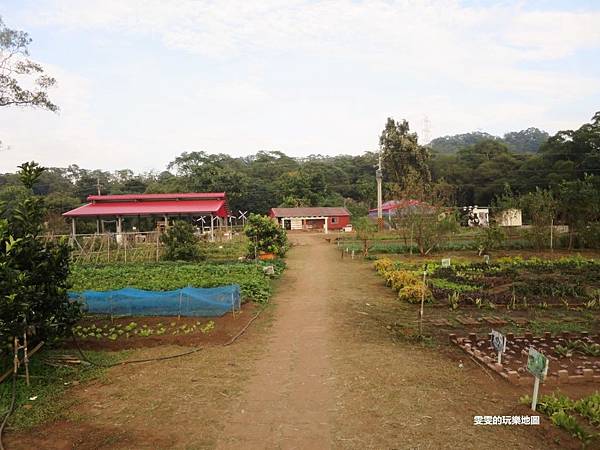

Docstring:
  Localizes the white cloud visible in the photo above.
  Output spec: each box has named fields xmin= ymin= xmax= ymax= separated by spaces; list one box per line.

xmin=1 ymin=0 xmax=598 ymax=171
xmin=0 ymin=64 xmax=125 ymax=171
xmin=30 ymin=1 xmax=600 ymax=95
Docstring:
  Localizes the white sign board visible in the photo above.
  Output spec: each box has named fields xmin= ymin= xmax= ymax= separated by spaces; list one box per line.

xmin=441 ymin=258 xmax=451 ymax=268
xmin=490 ymin=330 xmax=506 ymax=354
xmin=527 ymin=347 xmax=549 ymax=411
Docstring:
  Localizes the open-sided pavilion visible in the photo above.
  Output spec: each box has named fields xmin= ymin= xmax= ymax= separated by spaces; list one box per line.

xmin=63 ymin=192 xmax=230 ymax=239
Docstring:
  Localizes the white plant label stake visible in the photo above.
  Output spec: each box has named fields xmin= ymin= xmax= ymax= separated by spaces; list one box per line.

xmin=490 ymin=329 xmax=507 ymax=364
xmin=527 ymin=347 xmax=549 ymax=411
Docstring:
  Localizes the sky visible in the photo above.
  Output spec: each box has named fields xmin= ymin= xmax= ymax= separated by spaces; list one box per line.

xmin=1 ymin=0 xmax=599 ymax=173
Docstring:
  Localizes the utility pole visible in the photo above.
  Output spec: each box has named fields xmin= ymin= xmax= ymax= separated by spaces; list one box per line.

xmin=376 ymin=153 xmax=383 ymax=231
xmin=422 ymin=115 xmax=432 ymax=146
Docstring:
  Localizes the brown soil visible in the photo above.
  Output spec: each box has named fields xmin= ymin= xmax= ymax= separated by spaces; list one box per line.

xmin=68 ymin=302 xmax=259 ymax=351
xmin=5 ymin=234 xmax=591 ymax=449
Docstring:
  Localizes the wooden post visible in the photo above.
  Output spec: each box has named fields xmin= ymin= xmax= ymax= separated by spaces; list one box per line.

xmin=550 ymin=218 xmax=554 ymax=252
xmin=71 ymin=218 xmax=76 ymax=238
xmin=178 ymin=291 xmax=182 ymax=320
xmin=96 ymin=218 xmax=100 ymax=234
xmin=23 ymin=332 xmax=30 ymax=386
xmin=117 ymin=216 xmax=123 ymax=250
xmin=13 ymin=337 xmax=19 ymax=379
xmin=107 ymin=233 xmax=110 ymax=262
xmin=210 ymin=215 xmax=214 ymax=242
xmin=531 ymin=377 xmax=540 ymax=411
xmin=156 ymin=230 xmax=160 ymax=262
xmin=419 ymin=269 xmax=426 ymax=336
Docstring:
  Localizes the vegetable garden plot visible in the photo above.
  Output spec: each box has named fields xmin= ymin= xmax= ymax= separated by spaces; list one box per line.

xmin=451 ymin=331 xmax=600 ymax=385
xmin=69 ymin=260 xmax=285 ymax=304
xmin=374 ymin=256 xmax=600 ymax=308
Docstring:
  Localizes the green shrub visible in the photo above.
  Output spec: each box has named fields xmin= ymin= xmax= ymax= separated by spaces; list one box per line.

xmin=475 ymin=226 xmax=505 ymax=255
xmin=160 ymin=220 xmax=204 ymax=261
xmin=244 ymin=214 xmax=288 ymax=257
xmin=387 ymin=270 xmax=420 ymax=291
xmin=0 ymin=162 xmax=82 ymax=345
xmin=398 ymin=283 xmax=432 ymax=304
xmin=373 ymin=258 xmax=396 ymax=274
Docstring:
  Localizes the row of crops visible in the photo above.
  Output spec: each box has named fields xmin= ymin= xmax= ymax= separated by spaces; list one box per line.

xmin=374 ymin=256 xmax=600 ymax=308
xmin=70 ymin=260 xmax=285 ymax=304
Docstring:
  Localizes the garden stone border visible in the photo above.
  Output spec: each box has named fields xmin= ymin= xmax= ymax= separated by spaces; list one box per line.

xmin=450 ymin=331 xmax=600 ymax=386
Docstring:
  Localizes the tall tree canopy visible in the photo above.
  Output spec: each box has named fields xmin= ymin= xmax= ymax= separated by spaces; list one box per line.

xmin=429 ymin=128 xmax=549 ymax=154
xmin=379 ymin=117 xmax=431 ymax=190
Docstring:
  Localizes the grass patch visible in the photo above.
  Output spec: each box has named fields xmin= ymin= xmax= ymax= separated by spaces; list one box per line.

xmin=0 ymin=348 xmax=127 ymax=430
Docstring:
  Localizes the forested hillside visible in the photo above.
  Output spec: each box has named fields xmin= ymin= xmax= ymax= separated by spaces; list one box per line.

xmin=429 ymin=127 xmax=549 ymax=154
xmin=1 ymin=113 xmax=598 ymax=230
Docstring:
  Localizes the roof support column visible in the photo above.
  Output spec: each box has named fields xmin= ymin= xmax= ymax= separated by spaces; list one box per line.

xmin=324 ymin=217 xmax=328 ymax=234
xmin=71 ymin=218 xmax=76 ymax=238
xmin=96 ymin=218 xmax=100 ymax=234
xmin=210 ymin=214 xmax=214 ymax=242
xmin=117 ymin=216 xmax=123 ymax=246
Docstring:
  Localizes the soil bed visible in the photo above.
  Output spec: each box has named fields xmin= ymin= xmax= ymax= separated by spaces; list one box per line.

xmin=68 ymin=302 xmax=258 ymax=351
xmin=452 ymin=331 xmax=600 ymax=385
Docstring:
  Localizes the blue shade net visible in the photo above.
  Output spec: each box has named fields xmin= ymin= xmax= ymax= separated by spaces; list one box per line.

xmin=69 ymin=285 xmax=241 ymax=317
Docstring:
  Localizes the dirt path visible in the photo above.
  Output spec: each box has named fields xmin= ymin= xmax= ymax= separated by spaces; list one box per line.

xmin=220 ymin=235 xmax=566 ymax=449
xmin=217 ymin=236 xmax=336 ymax=449
xmin=7 ymin=234 xmax=579 ymax=449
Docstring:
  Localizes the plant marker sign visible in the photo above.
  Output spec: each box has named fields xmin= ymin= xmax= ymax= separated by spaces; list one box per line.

xmin=441 ymin=258 xmax=451 ymax=268
xmin=527 ymin=347 xmax=549 ymax=411
xmin=490 ymin=329 xmax=506 ymax=364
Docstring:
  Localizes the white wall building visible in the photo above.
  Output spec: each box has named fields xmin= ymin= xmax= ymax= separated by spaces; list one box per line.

xmin=498 ymin=208 xmax=522 ymax=227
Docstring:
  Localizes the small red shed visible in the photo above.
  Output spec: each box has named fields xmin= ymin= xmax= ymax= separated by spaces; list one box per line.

xmin=269 ymin=207 xmax=351 ymax=233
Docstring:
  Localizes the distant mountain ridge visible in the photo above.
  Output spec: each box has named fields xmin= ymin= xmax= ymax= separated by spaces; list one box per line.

xmin=428 ymin=127 xmax=549 ymax=154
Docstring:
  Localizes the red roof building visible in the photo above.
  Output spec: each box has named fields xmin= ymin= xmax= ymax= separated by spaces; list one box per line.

xmin=63 ymin=193 xmax=229 ymax=235
xmin=269 ymin=207 xmax=351 ymax=233
xmin=368 ymin=199 xmax=428 ymax=218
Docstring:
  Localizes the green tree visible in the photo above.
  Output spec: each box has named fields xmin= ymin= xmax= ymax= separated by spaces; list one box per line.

xmin=431 ymin=140 xmax=529 ymax=205
xmin=379 ymin=117 xmax=431 ymax=190
xmin=557 ymin=175 xmax=600 ymax=248
xmin=0 ymin=162 xmax=81 ymax=347
xmin=429 ymin=131 xmax=500 ymax=154
xmin=537 ymin=112 xmax=600 ymax=185
xmin=502 ymin=128 xmax=549 ymax=153
xmin=519 ymin=187 xmax=557 ymax=249
xmin=352 ymin=216 xmax=377 ymax=256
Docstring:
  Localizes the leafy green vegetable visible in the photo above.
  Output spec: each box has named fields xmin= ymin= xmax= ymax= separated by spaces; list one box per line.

xmin=70 ymin=260 xmax=284 ymax=303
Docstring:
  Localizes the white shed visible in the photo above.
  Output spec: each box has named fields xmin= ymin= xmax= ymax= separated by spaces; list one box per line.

xmin=498 ymin=208 xmax=522 ymax=227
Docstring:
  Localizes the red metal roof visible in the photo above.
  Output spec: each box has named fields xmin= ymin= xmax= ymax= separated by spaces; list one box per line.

xmin=269 ymin=207 xmax=351 ymax=218
xmin=87 ymin=193 xmax=225 ymax=202
xmin=368 ymin=199 xmax=425 ymax=214
xmin=63 ymin=199 xmax=228 ymax=218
